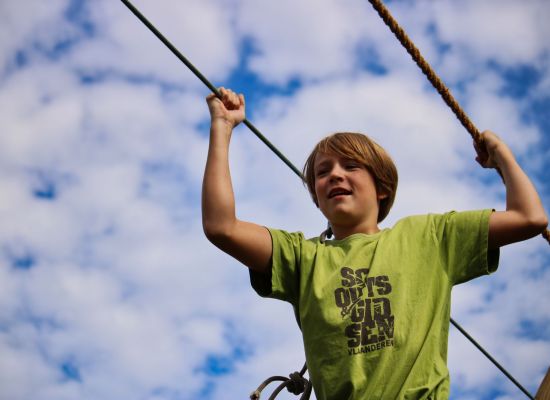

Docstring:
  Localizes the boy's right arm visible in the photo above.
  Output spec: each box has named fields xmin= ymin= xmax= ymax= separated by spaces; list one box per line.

xmin=202 ymin=88 xmax=272 ymax=273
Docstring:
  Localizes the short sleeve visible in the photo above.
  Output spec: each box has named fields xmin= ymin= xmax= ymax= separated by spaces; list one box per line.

xmin=432 ymin=209 xmax=500 ymax=285
xmin=249 ymin=228 xmax=304 ymax=305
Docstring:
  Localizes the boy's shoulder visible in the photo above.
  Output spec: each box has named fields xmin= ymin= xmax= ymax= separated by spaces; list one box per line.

xmin=389 ymin=209 xmax=492 ymax=240
xmin=392 ymin=210 xmax=488 ymax=226
xmin=390 ymin=212 xmax=443 ymax=230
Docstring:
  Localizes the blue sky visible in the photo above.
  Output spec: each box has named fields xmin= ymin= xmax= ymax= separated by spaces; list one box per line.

xmin=0 ymin=0 xmax=549 ymax=399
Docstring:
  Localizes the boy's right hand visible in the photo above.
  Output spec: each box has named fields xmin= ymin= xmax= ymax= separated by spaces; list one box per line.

xmin=202 ymin=87 xmax=272 ymax=273
xmin=206 ymin=87 xmax=245 ymax=128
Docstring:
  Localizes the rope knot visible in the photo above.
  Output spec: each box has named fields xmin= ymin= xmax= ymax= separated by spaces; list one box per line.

xmin=286 ymin=371 xmax=307 ymax=395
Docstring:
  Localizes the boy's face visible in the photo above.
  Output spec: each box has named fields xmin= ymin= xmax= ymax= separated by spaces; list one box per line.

xmin=313 ymin=152 xmax=383 ymax=227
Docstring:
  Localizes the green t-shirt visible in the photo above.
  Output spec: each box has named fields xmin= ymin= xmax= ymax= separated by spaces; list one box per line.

xmin=250 ymin=210 xmax=499 ymax=400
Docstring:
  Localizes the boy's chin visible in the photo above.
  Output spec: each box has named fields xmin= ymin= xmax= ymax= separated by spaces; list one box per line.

xmin=323 ymin=210 xmax=357 ymax=225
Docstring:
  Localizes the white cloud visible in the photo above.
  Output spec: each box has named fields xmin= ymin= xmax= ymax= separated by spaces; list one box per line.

xmin=236 ymin=0 xmax=373 ymax=84
xmin=433 ymin=0 xmax=550 ymax=66
xmin=67 ymin=0 xmax=239 ymax=89
xmin=0 ymin=0 xmax=71 ymax=70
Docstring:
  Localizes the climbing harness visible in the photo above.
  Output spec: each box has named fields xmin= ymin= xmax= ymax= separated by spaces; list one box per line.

xmin=119 ymin=0 xmax=548 ymax=398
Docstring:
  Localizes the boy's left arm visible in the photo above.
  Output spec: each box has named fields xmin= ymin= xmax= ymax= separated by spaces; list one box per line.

xmin=475 ymin=130 xmax=548 ymax=249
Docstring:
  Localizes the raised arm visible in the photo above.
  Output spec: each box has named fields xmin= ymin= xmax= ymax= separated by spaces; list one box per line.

xmin=202 ymin=88 xmax=272 ymax=272
xmin=474 ymin=130 xmax=548 ymax=249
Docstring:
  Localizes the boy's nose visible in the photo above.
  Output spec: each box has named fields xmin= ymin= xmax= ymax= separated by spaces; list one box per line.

xmin=329 ymin=165 xmax=345 ymax=182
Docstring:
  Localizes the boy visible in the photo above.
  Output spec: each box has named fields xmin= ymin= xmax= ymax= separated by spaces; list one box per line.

xmin=202 ymin=88 xmax=548 ymax=399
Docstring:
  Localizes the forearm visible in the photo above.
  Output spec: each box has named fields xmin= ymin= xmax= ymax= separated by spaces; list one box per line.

xmin=202 ymin=120 xmax=237 ymax=238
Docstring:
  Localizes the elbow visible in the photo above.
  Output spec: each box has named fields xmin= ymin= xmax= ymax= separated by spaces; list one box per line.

xmin=534 ymin=214 xmax=549 ymax=233
xmin=202 ymin=219 xmax=235 ymax=245
xmin=524 ymin=212 xmax=548 ymax=236
xmin=203 ymin=228 xmax=228 ymax=245
xmin=490 ymin=210 xmax=548 ymax=247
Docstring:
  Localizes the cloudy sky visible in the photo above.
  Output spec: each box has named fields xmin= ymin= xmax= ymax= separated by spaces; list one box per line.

xmin=1 ymin=0 xmax=549 ymax=399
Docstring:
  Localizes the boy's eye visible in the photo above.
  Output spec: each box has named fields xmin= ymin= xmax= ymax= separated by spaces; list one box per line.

xmin=345 ymin=163 xmax=361 ymax=170
xmin=316 ymin=169 xmax=328 ymax=177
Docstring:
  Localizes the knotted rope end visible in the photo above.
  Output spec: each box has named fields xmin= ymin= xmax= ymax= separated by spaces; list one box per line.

xmin=286 ymin=371 xmax=307 ymax=395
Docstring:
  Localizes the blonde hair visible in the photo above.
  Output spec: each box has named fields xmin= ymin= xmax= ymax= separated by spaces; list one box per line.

xmin=302 ymin=132 xmax=398 ymax=223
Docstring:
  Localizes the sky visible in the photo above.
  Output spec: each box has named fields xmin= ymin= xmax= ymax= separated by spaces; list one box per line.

xmin=0 ymin=0 xmax=549 ymax=399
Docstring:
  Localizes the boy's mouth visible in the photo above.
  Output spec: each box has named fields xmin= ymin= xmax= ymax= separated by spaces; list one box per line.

xmin=328 ymin=188 xmax=352 ymax=199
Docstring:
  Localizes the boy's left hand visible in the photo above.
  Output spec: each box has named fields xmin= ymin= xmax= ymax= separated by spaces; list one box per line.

xmin=473 ymin=130 xmax=512 ymax=170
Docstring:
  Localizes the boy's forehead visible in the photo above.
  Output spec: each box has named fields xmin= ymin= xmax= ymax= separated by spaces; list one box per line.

xmin=314 ymin=151 xmax=360 ymax=166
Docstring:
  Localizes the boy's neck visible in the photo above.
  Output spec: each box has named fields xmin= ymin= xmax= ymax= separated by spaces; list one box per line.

xmin=331 ymin=221 xmax=381 ymax=240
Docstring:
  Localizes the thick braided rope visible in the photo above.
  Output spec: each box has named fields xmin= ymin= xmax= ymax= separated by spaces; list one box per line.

xmin=367 ymin=0 xmax=550 ymax=245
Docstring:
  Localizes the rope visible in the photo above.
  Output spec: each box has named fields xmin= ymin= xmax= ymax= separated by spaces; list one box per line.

xmin=249 ymin=363 xmax=312 ymax=400
xmin=119 ymin=0 xmax=541 ymax=397
xmin=367 ymin=0 xmax=550 ymax=245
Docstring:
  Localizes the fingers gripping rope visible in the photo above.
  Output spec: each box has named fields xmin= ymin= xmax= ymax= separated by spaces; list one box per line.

xmin=367 ymin=0 xmax=550 ymax=245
